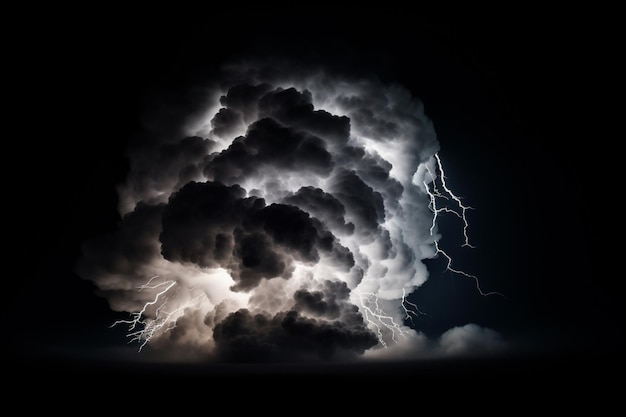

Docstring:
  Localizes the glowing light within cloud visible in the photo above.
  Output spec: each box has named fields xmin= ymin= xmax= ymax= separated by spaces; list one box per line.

xmin=76 ymin=61 xmax=504 ymax=362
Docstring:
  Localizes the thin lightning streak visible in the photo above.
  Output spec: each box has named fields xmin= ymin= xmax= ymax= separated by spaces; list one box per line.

xmin=138 ymin=275 xmax=172 ymax=292
xmin=355 ymin=152 xmax=502 ymax=348
xmin=434 ymin=153 xmax=474 ymax=248
xmin=355 ymin=290 xmax=414 ymax=348
xmin=424 ymin=153 xmax=505 ymax=298
xmin=401 ymin=288 xmax=428 ymax=325
xmin=110 ymin=276 xmax=207 ymax=351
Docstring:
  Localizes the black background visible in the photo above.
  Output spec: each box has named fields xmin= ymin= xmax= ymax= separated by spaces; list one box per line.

xmin=6 ymin=5 xmax=623 ymax=416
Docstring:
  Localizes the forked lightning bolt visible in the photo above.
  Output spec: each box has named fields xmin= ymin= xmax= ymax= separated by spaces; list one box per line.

xmin=355 ymin=290 xmax=410 ymax=348
xmin=424 ymin=153 xmax=504 ymax=298
xmin=401 ymin=288 xmax=428 ymax=325
xmin=355 ymin=288 xmax=429 ymax=348
xmin=111 ymin=275 xmax=207 ymax=351
xmin=357 ymin=152 xmax=502 ymax=349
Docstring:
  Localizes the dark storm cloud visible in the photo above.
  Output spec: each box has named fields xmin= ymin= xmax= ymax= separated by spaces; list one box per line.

xmin=334 ymin=89 xmax=408 ymax=139
xmin=293 ymin=279 xmax=352 ymax=319
xmin=218 ymin=83 xmax=273 ymax=125
xmin=334 ymin=85 xmax=439 ymax=163
xmin=350 ymin=107 xmax=400 ymax=140
xmin=159 ymin=181 xmax=251 ymax=268
xmin=257 ymin=87 xmax=350 ymax=143
xmin=212 ymin=308 xmax=378 ymax=362
xmin=76 ymin=58 xmax=501 ymax=362
xmin=160 ymin=181 xmax=353 ymax=291
xmin=281 ymin=186 xmax=355 ymax=235
xmin=210 ymin=83 xmax=278 ymax=139
xmin=330 ymin=169 xmax=385 ymax=234
xmin=204 ymin=117 xmax=334 ymax=184
xmin=355 ymin=153 xmax=404 ymax=211
xmin=210 ymin=108 xmax=244 ymax=138
xmin=158 ymin=180 xmax=292 ymax=291
xmin=257 ymin=203 xmax=354 ymax=270
xmin=232 ymin=228 xmax=291 ymax=291
xmin=157 ymin=136 xmax=214 ymax=185
xmin=294 ymin=289 xmax=339 ymax=318
xmin=254 ymin=203 xmax=326 ymax=262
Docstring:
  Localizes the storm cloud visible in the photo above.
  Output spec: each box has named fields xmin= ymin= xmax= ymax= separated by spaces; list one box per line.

xmin=75 ymin=59 xmax=503 ymax=363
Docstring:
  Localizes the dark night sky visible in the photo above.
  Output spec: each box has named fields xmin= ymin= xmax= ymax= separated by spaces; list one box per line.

xmin=5 ymin=6 xmax=623 ymax=416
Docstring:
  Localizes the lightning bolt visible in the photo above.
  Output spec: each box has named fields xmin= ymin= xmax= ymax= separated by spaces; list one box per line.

xmin=424 ymin=153 xmax=505 ymax=298
xmin=356 ymin=151 xmax=502 ymax=348
xmin=111 ymin=275 xmax=207 ymax=351
xmin=355 ymin=289 xmax=411 ymax=348
xmin=434 ymin=153 xmax=475 ymax=249
xmin=401 ymin=288 xmax=428 ymax=325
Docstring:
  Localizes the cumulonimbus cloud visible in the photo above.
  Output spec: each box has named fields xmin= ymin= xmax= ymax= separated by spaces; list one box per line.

xmin=75 ymin=58 xmax=504 ymax=363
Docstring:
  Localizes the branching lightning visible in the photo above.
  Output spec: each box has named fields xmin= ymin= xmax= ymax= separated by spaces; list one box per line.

xmin=110 ymin=275 xmax=208 ymax=351
xmin=424 ymin=153 xmax=504 ymax=298
xmin=355 ymin=150 xmax=503 ymax=349
xmin=355 ymin=290 xmax=411 ymax=347
xmin=434 ymin=153 xmax=474 ymax=249
xmin=401 ymin=288 xmax=428 ymax=325
xmin=355 ymin=288 xmax=430 ymax=349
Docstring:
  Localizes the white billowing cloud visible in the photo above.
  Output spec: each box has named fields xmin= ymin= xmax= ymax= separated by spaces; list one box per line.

xmin=361 ymin=330 xmax=432 ymax=361
xmin=438 ymin=324 xmax=507 ymax=357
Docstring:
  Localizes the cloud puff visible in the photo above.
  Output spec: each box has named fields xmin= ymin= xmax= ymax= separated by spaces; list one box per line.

xmin=438 ymin=324 xmax=507 ymax=357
